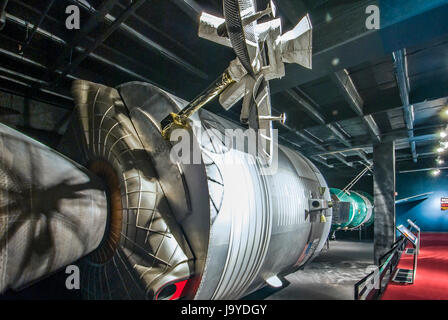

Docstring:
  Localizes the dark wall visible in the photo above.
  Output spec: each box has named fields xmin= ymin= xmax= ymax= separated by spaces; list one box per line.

xmin=321 ymin=166 xmax=373 ymax=194
xmin=396 ymin=170 xmax=448 ymax=232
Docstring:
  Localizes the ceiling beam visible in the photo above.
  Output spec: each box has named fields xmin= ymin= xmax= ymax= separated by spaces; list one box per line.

xmin=327 ymin=155 xmax=372 ymax=166
xmin=280 ymin=121 xmax=355 ymax=168
xmin=0 ymin=66 xmax=73 ymax=101
xmin=49 ymin=0 xmax=121 ymax=75
xmin=332 ymin=69 xmax=381 ymax=143
xmin=275 ymin=0 xmax=308 ymax=27
xmin=332 ymin=153 xmax=354 ymax=168
xmin=309 ymin=146 xmax=372 ymax=158
xmin=4 ymin=13 xmax=158 ymax=86
xmin=19 ymin=0 xmax=55 ymax=54
xmin=308 ymin=132 xmax=440 ymax=158
xmin=311 ymin=155 xmax=334 ymax=169
xmin=285 ymin=88 xmax=371 ymax=165
xmin=50 ymin=0 xmax=148 ymax=88
xmin=171 ymin=0 xmax=202 ymax=20
xmin=285 ymin=89 xmax=350 ymax=146
xmin=393 ymin=49 xmax=417 ymax=163
xmin=71 ymin=0 xmax=207 ymax=79
xmin=271 ymin=0 xmax=448 ymax=93
xmin=0 ymin=79 xmax=73 ymax=110
xmin=285 ymin=89 xmax=326 ymax=124
xmin=0 ymin=0 xmax=8 ymax=30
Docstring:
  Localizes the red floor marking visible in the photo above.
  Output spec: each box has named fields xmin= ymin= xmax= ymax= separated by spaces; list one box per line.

xmin=381 ymin=233 xmax=448 ymax=300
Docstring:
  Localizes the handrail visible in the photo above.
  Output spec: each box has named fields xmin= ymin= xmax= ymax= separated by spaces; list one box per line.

xmin=379 ymin=236 xmax=406 ymax=266
xmin=354 ymin=235 xmax=407 ymax=300
xmin=378 ymin=220 xmax=414 ymax=265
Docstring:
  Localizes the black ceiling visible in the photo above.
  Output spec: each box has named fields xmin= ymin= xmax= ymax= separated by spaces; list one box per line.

xmin=1 ymin=0 xmax=448 ymax=180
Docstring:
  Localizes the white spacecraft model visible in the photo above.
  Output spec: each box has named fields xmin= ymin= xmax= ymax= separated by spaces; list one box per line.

xmin=162 ymin=0 xmax=312 ymax=164
xmin=199 ymin=0 xmax=312 ymax=109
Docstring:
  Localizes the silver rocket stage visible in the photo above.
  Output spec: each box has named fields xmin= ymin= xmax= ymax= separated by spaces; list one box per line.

xmin=0 ymin=80 xmax=332 ymax=300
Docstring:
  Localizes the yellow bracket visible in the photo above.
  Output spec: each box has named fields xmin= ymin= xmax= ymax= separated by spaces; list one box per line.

xmin=161 ymin=112 xmax=191 ymax=139
xmin=161 ymin=70 xmax=234 ymax=140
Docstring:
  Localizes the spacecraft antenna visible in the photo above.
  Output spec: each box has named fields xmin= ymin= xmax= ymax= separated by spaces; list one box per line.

xmin=161 ymin=0 xmax=312 ymax=164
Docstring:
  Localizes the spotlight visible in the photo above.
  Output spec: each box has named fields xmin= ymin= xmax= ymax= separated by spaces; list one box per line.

xmin=441 ymin=131 xmax=447 ymax=138
xmin=441 ymin=107 xmax=448 ymax=118
xmin=432 ymin=169 xmax=441 ymax=176
xmin=437 ymin=147 xmax=444 ymax=153
xmin=437 ymin=158 xmax=445 ymax=165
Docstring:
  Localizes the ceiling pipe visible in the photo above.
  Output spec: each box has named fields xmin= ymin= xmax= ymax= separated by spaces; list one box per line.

xmin=309 ymin=132 xmax=440 ymax=158
xmin=50 ymin=0 xmax=148 ymax=88
xmin=171 ymin=0 xmax=203 ymax=20
xmin=280 ymin=121 xmax=354 ymax=168
xmin=5 ymin=13 xmax=162 ymax=86
xmin=332 ymin=69 xmax=382 ymax=143
xmin=311 ymin=155 xmax=334 ymax=169
xmin=48 ymin=0 xmax=121 ymax=79
xmin=19 ymin=0 xmax=56 ymax=54
xmin=68 ymin=0 xmax=207 ymax=79
xmin=399 ymin=166 xmax=448 ymax=174
xmin=0 ymin=66 xmax=73 ymax=101
xmin=0 ymin=83 xmax=73 ymax=110
xmin=393 ymin=49 xmax=417 ymax=163
xmin=0 ymin=45 xmax=79 ymax=81
xmin=285 ymin=88 xmax=370 ymax=166
xmin=0 ymin=0 xmax=7 ymax=30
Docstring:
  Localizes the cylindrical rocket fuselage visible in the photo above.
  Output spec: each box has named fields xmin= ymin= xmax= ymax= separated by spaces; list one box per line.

xmin=0 ymin=80 xmax=333 ymax=300
xmin=116 ymin=81 xmax=333 ymax=299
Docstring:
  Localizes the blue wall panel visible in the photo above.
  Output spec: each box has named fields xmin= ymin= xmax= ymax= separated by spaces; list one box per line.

xmin=396 ymin=171 xmax=448 ymax=232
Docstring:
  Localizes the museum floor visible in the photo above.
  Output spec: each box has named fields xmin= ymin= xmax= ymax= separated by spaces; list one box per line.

xmin=382 ymin=232 xmax=448 ymax=300
xmin=244 ymin=240 xmax=374 ymax=300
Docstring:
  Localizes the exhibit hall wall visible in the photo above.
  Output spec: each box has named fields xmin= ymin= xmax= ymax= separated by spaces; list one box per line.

xmin=396 ymin=171 xmax=448 ymax=232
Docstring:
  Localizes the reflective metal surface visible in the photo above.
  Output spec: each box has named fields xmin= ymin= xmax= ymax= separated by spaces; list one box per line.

xmin=117 ymin=81 xmax=210 ymax=299
xmin=116 ymin=81 xmax=333 ymax=299
xmin=62 ymin=80 xmax=193 ymax=299
xmin=1 ymin=79 xmax=333 ymax=300
xmin=0 ymin=122 xmax=107 ymax=293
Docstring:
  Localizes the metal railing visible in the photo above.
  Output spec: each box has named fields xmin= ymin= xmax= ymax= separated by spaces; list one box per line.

xmin=354 ymin=235 xmax=407 ymax=300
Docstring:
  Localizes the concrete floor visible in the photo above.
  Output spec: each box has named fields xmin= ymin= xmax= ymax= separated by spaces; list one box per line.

xmin=244 ymin=240 xmax=374 ymax=300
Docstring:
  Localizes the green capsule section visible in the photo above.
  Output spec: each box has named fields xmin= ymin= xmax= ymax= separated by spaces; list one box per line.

xmin=330 ymin=188 xmax=374 ymax=230
xmin=356 ymin=191 xmax=374 ymax=226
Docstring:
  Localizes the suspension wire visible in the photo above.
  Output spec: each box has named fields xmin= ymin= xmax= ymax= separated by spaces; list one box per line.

xmin=337 ymin=164 xmax=372 ymax=197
